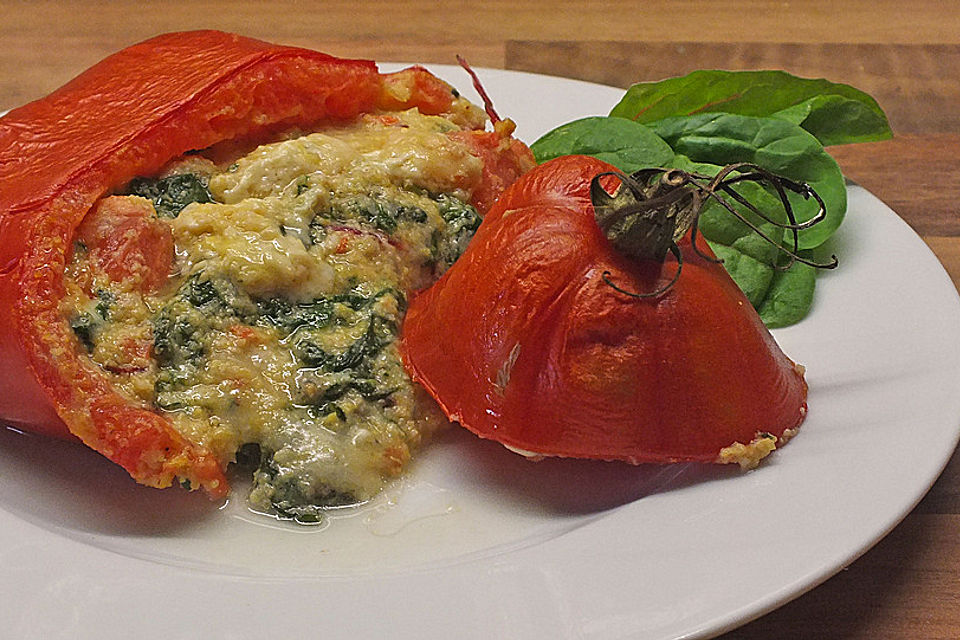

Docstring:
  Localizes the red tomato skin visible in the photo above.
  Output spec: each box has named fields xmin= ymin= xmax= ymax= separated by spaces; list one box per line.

xmin=401 ymin=154 xmax=808 ymax=463
xmin=450 ymin=129 xmax=536 ymax=215
xmin=0 ymin=31 xmax=532 ymax=497
xmin=379 ymin=65 xmax=460 ymax=115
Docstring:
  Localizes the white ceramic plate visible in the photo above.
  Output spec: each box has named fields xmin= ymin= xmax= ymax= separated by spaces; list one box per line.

xmin=1 ymin=66 xmax=959 ymax=640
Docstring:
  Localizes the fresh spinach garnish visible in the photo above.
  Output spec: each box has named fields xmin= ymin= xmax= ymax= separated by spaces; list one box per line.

xmin=609 ymin=69 xmax=892 ymax=147
xmin=530 ymin=69 xmax=891 ymax=327
xmin=649 ymin=113 xmax=846 ymax=250
xmin=531 ymin=116 xmax=676 ymax=173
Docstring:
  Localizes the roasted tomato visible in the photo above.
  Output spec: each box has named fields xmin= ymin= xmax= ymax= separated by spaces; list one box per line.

xmin=401 ymin=154 xmax=815 ymax=468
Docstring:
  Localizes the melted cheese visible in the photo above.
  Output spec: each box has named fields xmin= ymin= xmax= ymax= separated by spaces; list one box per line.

xmin=64 ymin=105 xmax=486 ymax=520
xmin=209 ymin=111 xmax=482 ymax=204
xmin=171 ymin=198 xmax=336 ymax=302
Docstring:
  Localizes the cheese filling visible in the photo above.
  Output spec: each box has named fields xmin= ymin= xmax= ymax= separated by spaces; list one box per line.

xmin=62 ymin=108 xmax=486 ymax=522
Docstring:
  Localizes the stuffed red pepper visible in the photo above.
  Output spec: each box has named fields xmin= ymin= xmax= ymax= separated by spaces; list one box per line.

xmin=0 ymin=30 xmax=533 ymax=521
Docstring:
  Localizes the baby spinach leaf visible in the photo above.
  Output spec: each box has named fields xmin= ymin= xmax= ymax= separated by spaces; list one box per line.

xmin=529 ymin=119 xmax=831 ymax=325
xmin=529 ymin=111 xmax=844 ymax=327
xmin=662 ymin=149 xmax=826 ymax=324
xmin=703 ymin=223 xmax=817 ymax=326
xmin=708 ymin=242 xmax=775 ymax=308
xmin=770 ymin=94 xmax=891 ymax=146
xmin=706 ymin=239 xmax=817 ymax=328
xmin=757 ymin=257 xmax=817 ymax=328
xmin=610 ymin=69 xmax=892 ymax=146
xmin=649 ymin=113 xmax=846 ymax=250
xmin=530 ymin=116 xmax=675 ymax=172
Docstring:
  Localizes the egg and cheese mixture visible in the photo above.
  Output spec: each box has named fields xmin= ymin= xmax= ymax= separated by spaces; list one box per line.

xmin=62 ymin=106 xmax=488 ymax=522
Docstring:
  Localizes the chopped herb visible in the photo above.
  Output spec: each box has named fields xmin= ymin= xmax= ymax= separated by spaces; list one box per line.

xmin=431 ymin=193 xmax=481 ymax=272
xmin=94 ymin=289 xmax=115 ymax=320
xmin=70 ymin=313 xmax=100 ymax=351
xmin=153 ymin=303 xmax=205 ymax=367
xmin=326 ymin=189 xmax=429 ymax=233
xmin=152 ymin=274 xmax=256 ymax=406
xmin=125 ymin=173 xmax=213 ymax=218
xmin=258 ymin=289 xmax=398 ymax=333
xmin=294 ymin=314 xmax=394 ymax=371
xmin=253 ymin=451 xmax=356 ymax=523
xmin=307 ymin=219 xmax=327 ymax=246
xmin=70 ymin=289 xmax=114 ymax=351
xmin=257 ymin=297 xmax=336 ymax=333
xmin=299 ymin=376 xmax=396 ymax=413
xmin=295 ymin=175 xmax=311 ymax=195
xmin=182 ymin=274 xmax=256 ymax=318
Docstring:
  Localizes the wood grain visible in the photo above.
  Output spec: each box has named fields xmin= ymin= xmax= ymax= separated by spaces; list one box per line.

xmin=4 ymin=0 xmax=960 ymax=109
xmin=728 ymin=514 xmax=960 ymax=639
xmin=924 ymin=237 xmax=960 ymax=295
xmin=506 ymin=41 xmax=960 ymax=135
xmin=829 ymin=134 xmax=960 ymax=236
xmin=3 ymin=1 xmax=959 ymax=46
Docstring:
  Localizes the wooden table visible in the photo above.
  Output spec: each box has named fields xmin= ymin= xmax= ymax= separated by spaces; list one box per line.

xmin=2 ymin=2 xmax=958 ymax=638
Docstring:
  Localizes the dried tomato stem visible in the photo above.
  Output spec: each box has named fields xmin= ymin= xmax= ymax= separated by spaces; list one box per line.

xmin=456 ymin=55 xmax=501 ymax=124
xmin=590 ymin=163 xmax=838 ymax=298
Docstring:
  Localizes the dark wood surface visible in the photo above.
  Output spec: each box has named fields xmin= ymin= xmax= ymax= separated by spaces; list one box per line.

xmin=2 ymin=2 xmax=959 ymax=637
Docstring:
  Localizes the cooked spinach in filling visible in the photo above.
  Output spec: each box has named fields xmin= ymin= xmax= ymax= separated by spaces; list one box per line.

xmin=62 ymin=109 xmax=486 ymax=522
